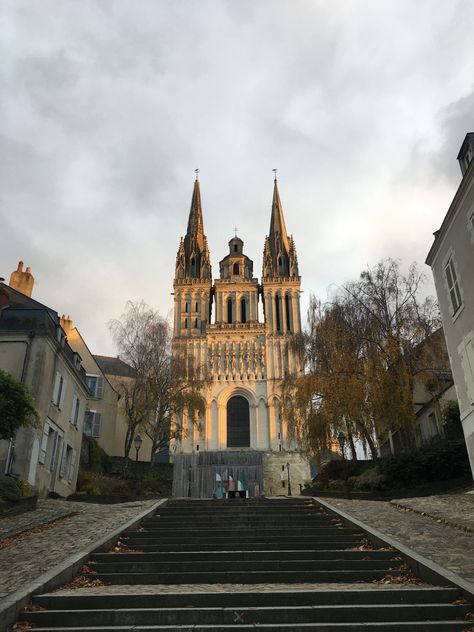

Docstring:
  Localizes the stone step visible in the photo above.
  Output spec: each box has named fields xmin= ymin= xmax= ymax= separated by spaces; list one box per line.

xmin=121 ymin=534 xmax=363 ymax=546
xmin=22 ymin=603 xmax=470 ymax=627
xmin=124 ymin=527 xmax=360 ymax=537
xmin=144 ymin=516 xmax=331 ymax=525
xmin=130 ymin=539 xmax=362 ymax=552
xmin=91 ymin=549 xmax=396 ymax=563
xmin=22 ymin=623 xmax=473 ymax=631
xmin=92 ymin=569 xmax=402 ymax=584
xmin=90 ymin=558 xmax=399 ymax=573
xmin=32 ymin=587 xmax=461 ymax=610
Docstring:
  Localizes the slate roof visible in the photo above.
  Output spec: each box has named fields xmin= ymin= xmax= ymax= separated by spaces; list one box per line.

xmin=93 ymin=354 xmax=136 ymax=378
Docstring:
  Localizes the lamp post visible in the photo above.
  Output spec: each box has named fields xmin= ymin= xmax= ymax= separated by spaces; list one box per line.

xmin=188 ymin=465 xmax=192 ymax=498
xmin=286 ymin=462 xmax=292 ymax=496
xmin=337 ymin=431 xmax=351 ymax=499
xmin=134 ymin=434 xmax=143 ymax=462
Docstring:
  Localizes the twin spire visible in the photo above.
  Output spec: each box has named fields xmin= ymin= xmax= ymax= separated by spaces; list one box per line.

xmin=175 ymin=176 xmax=299 ymax=282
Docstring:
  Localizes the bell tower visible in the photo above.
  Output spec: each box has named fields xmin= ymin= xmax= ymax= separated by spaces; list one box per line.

xmin=262 ymin=177 xmax=302 ymax=345
xmin=173 ymin=176 xmax=212 ymax=340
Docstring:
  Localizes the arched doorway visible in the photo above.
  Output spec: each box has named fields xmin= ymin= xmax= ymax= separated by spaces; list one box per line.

xmin=227 ymin=395 xmax=250 ymax=447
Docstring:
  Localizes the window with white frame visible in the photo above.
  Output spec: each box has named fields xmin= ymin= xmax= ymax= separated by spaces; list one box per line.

xmin=459 ymin=334 xmax=474 ymax=405
xmin=86 ymin=374 xmax=104 ymax=399
xmin=84 ymin=410 xmax=101 ymax=437
xmin=38 ymin=419 xmax=63 ymax=470
xmin=444 ymin=256 xmax=462 ymax=315
xmin=59 ymin=444 xmax=76 ymax=482
xmin=70 ymin=393 xmax=81 ymax=427
xmin=52 ymin=371 xmax=67 ymax=409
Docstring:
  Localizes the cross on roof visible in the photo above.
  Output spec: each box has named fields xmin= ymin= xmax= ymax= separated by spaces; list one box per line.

xmin=234 ymin=226 xmax=239 ymax=237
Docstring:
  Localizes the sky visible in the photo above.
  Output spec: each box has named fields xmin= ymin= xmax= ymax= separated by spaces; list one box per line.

xmin=1 ymin=0 xmax=473 ymax=356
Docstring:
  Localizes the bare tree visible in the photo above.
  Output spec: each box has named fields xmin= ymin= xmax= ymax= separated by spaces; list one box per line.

xmin=282 ymin=259 xmax=443 ymax=459
xmin=109 ymin=301 xmax=206 ymax=462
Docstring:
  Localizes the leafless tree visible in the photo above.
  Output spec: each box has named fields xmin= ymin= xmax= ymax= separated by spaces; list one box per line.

xmin=109 ymin=301 xmax=206 ymax=461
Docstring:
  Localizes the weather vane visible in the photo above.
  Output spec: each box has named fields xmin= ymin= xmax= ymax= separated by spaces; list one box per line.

xmin=234 ymin=226 xmax=239 ymax=237
xmin=272 ymin=168 xmax=278 ymax=180
xmin=195 ymin=168 xmax=199 ymax=180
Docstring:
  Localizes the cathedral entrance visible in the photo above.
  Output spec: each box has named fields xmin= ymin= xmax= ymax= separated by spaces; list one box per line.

xmin=227 ymin=395 xmax=250 ymax=447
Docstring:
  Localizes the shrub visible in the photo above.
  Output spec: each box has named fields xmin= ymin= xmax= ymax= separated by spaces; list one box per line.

xmin=0 ymin=475 xmax=21 ymax=502
xmin=17 ymin=479 xmax=35 ymax=497
xmin=327 ymin=479 xmax=345 ymax=491
xmin=140 ymin=469 xmax=163 ymax=493
xmin=349 ymin=467 xmax=386 ymax=491
xmin=77 ymin=470 xmax=133 ymax=496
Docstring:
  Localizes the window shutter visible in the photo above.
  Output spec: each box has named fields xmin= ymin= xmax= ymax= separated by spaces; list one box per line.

xmin=59 ymin=377 xmax=67 ymax=410
xmin=69 ymin=449 xmax=76 ymax=482
xmin=52 ymin=372 xmax=61 ymax=404
xmin=70 ymin=394 xmax=77 ymax=423
xmin=38 ymin=423 xmax=50 ymax=464
xmin=96 ymin=376 xmax=104 ymax=399
xmin=464 ymin=340 xmax=474 ymax=405
xmin=93 ymin=412 xmax=101 ymax=437
xmin=59 ymin=444 xmax=67 ymax=478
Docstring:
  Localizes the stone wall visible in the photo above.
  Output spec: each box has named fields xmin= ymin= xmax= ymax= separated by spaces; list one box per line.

xmin=262 ymin=451 xmax=311 ymax=496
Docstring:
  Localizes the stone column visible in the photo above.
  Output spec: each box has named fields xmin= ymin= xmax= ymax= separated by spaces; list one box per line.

xmin=250 ymin=403 xmax=257 ymax=448
xmin=218 ymin=404 xmax=226 ymax=449
xmin=281 ymin=292 xmax=287 ymax=333
xmin=236 ymin=292 xmax=241 ymax=323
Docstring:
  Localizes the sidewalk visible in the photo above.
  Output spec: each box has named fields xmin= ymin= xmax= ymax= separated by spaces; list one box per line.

xmin=0 ymin=498 xmax=158 ymax=603
xmin=320 ymin=494 xmax=474 ymax=588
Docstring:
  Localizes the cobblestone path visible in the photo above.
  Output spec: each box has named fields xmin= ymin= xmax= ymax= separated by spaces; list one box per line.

xmin=391 ymin=494 xmax=474 ymax=533
xmin=0 ymin=498 xmax=157 ymax=602
xmin=322 ymin=497 xmax=474 ymax=586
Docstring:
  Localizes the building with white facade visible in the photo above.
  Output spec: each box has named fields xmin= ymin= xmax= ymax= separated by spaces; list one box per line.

xmin=426 ymin=132 xmax=474 ymax=479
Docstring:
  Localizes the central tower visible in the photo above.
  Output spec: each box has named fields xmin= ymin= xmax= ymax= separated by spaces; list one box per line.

xmin=171 ymin=176 xmax=310 ymax=497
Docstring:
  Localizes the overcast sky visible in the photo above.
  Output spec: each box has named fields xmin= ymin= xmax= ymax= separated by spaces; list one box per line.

xmin=1 ymin=1 xmax=473 ymax=355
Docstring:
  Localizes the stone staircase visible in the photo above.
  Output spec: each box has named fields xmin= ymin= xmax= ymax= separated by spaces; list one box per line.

xmin=20 ymin=498 xmax=472 ymax=630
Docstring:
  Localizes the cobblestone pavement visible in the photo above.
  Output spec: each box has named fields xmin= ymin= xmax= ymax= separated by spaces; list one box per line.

xmin=390 ymin=494 xmax=474 ymax=533
xmin=53 ymin=582 xmax=429 ymax=595
xmin=321 ymin=497 xmax=474 ymax=586
xmin=0 ymin=500 xmax=75 ymax=539
xmin=0 ymin=499 xmax=157 ymax=603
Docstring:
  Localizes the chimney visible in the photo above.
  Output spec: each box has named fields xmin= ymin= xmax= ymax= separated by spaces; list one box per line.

xmin=60 ymin=314 xmax=74 ymax=336
xmin=9 ymin=261 xmax=35 ymax=297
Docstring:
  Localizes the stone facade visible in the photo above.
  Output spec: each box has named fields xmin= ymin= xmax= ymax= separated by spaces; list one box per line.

xmin=171 ymin=178 xmax=310 ymax=496
xmin=426 ymin=132 xmax=474 ymax=479
xmin=0 ymin=281 xmax=88 ymax=496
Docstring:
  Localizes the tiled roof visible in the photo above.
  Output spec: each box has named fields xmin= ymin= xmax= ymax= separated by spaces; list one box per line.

xmin=93 ymin=354 xmax=136 ymax=378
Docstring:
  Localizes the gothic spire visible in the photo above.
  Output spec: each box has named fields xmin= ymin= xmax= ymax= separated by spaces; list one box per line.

xmin=269 ymin=177 xmax=290 ymax=254
xmin=175 ymin=178 xmax=211 ymax=281
xmin=262 ymin=177 xmax=298 ymax=279
xmin=185 ymin=177 xmax=205 ymax=252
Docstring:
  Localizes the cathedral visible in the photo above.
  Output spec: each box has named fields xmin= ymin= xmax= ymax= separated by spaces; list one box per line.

xmin=171 ymin=176 xmax=310 ymax=497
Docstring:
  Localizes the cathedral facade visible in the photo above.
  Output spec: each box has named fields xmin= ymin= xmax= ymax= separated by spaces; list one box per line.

xmin=171 ymin=177 xmax=310 ymax=497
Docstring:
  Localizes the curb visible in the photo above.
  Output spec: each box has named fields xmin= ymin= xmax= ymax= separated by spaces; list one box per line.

xmin=315 ymin=497 xmax=474 ymax=602
xmin=0 ymin=498 xmax=167 ymax=632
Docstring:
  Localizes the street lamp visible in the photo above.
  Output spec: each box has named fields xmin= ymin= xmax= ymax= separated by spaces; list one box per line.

xmin=134 ymin=434 xmax=143 ymax=462
xmin=336 ymin=431 xmax=351 ymax=499
xmin=286 ymin=462 xmax=292 ymax=497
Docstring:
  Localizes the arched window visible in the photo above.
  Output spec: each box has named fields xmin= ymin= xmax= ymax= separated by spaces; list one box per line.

xmin=233 ymin=262 xmax=239 ymax=275
xmin=278 ymin=256 xmax=283 ymax=275
xmin=227 ymin=298 xmax=233 ymax=323
xmin=184 ymin=318 xmax=188 ymax=329
xmin=194 ymin=318 xmax=198 ymax=329
xmin=275 ymin=295 xmax=281 ymax=332
xmin=227 ymin=395 xmax=250 ymax=447
xmin=241 ymin=298 xmax=247 ymax=323
xmin=185 ymin=302 xmax=189 ymax=313
xmin=190 ymin=258 xmax=196 ymax=275
xmin=195 ymin=301 xmax=198 ymax=312
xmin=285 ymin=294 xmax=291 ymax=331
xmin=234 ymin=244 xmax=238 ymax=253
